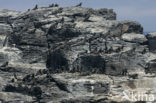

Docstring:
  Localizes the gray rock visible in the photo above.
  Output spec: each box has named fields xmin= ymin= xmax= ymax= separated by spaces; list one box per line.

xmin=121 ymin=20 xmax=143 ymax=34
xmin=0 ymin=6 xmax=155 ymax=103
xmin=146 ymin=32 xmax=156 ymax=52
xmin=122 ymin=33 xmax=147 ymax=44
xmin=145 ymin=59 xmax=156 ymax=74
xmin=0 ymin=9 xmax=20 ymax=23
xmin=0 ymin=23 xmax=12 ymax=35
xmin=72 ymin=55 xmax=106 ymax=74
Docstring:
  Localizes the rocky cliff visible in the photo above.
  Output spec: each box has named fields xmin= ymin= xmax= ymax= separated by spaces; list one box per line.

xmin=0 ymin=6 xmax=156 ymax=103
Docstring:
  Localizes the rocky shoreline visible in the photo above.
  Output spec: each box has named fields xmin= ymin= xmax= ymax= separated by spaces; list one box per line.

xmin=0 ymin=6 xmax=156 ymax=103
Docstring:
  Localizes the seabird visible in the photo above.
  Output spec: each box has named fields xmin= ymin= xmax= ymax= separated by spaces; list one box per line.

xmin=55 ymin=3 xmax=59 ymax=7
xmin=33 ymin=4 xmax=38 ymax=10
xmin=61 ymin=17 xmax=64 ymax=23
xmin=49 ymin=4 xmax=54 ymax=7
xmin=13 ymin=73 xmax=18 ymax=79
xmin=75 ymin=2 xmax=82 ymax=7
xmin=0 ymin=61 xmax=9 ymax=67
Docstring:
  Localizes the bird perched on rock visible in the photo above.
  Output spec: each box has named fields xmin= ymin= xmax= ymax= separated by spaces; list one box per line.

xmin=61 ymin=17 xmax=64 ymax=24
xmin=33 ymin=4 xmax=38 ymax=10
xmin=49 ymin=4 xmax=54 ymax=7
xmin=0 ymin=61 xmax=9 ymax=67
xmin=55 ymin=3 xmax=59 ymax=7
xmin=13 ymin=73 xmax=18 ymax=79
xmin=75 ymin=2 xmax=82 ymax=7
xmin=31 ymin=74 xmax=35 ymax=78
xmin=122 ymin=69 xmax=128 ymax=76
xmin=84 ymin=14 xmax=90 ymax=22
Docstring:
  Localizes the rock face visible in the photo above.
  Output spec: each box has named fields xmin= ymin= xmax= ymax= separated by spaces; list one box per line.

xmin=146 ymin=32 xmax=156 ymax=52
xmin=0 ymin=6 xmax=155 ymax=103
xmin=122 ymin=33 xmax=147 ymax=44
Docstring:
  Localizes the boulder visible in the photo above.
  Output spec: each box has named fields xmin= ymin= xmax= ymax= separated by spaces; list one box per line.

xmin=72 ymin=55 xmax=106 ymax=74
xmin=122 ymin=33 xmax=147 ymax=44
xmin=121 ymin=20 xmax=143 ymax=34
xmin=0 ymin=9 xmax=20 ymax=23
xmin=0 ymin=23 xmax=12 ymax=35
xmin=146 ymin=32 xmax=156 ymax=52
xmin=145 ymin=59 xmax=156 ymax=74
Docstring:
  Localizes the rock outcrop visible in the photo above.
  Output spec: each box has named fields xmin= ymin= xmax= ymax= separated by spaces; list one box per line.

xmin=146 ymin=32 xmax=156 ymax=52
xmin=0 ymin=6 xmax=155 ymax=103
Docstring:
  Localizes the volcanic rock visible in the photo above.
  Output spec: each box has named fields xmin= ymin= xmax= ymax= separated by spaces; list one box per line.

xmin=0 ymin=6 xmax=155 ymax=103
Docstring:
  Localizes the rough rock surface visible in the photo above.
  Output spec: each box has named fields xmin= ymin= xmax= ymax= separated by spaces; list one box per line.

xmin=0 ymin=6 xmax=155 ymax=103
xmin=146 ymin=32 xmax=156 ymax=52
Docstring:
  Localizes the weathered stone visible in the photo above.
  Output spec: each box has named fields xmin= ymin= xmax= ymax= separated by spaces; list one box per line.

xmin=145 ymin=59 xmax=156 ymax=74
xmin=0 ymin=23 xmax=12 ymax=35
xmin=146 ymin=32 xmax=156 ymax=52
xmin=122 ymin=33 xmax=147 ymax=44
xmin=0 ymin=6 xmax=155 ymax=103
xmin=72 ymin=55 xmax=106 ymax=74
xmin=121 ymin=20 xmax=143 ymax=34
